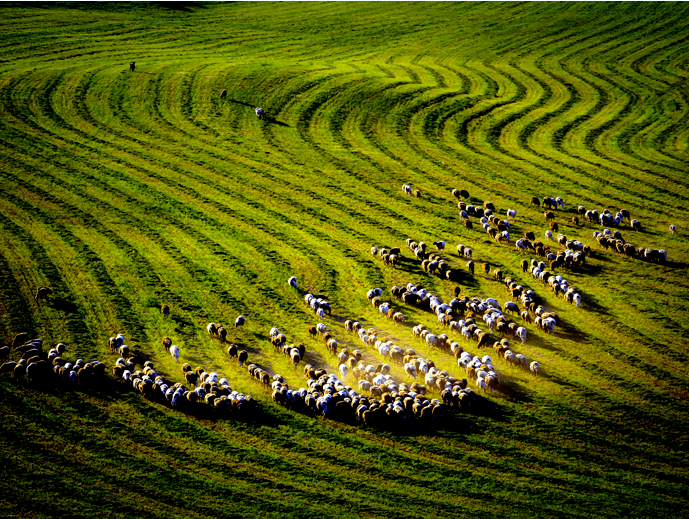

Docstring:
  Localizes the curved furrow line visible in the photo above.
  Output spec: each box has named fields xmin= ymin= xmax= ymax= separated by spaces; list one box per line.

xmin=0 ymin=178 xmax=146 ymax=349
xmin=0 ymin=215 xmax=51 ymax=341
xmin=534 ymin=40 xmax=689 ymax=180
xmin=577 ymin=60 xmax=689 ymax=208
xmin=574 ymin=18 xmax=689 ymax=172
xmin=507 ymin=59 xmax=687 ymax=214
xmin=1 ymin=75 xmax=311 ymax=328
xmin=549 ymin=62 xmax=688 ymax=213
xmin=61 ymin=64 xmax=393 ymax=279
xmin=602 ymin=61 xmax=689 ymax=180
xmin=648 ymin=89 xmax=689 ymax=166
xmin=286 ymin=75 xmax=446 ymax=237
xmin=136 ymin=64 xmax=427 ymax=249
xmin=0 ymin=136 xmax=339 ymax=366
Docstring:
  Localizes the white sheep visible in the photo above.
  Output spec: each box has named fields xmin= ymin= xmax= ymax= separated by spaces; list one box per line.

xmin=545 ymin=230 xmax=553 ymax=241
xmin=288 ymin=276 xmax=298 ymax=289
xmin=670 ymin=224 xmax=676 ymax=234
xmin=402 ymin=184 xmax=412 ymax=196
xmin=170 ymin=345 xmax=179 ymax=362
xmin=530 ymin=361 xmax=539 ymax=376
xmin=316 ymin=323 xmax=327 ymax=334
xmin=516 ymin=327 xmax=527 ymax=344
xmin=515 ymin=239 xmax=526 ymax=252
xmin=507 ymin=209 xmax=517 ymax=221
xmin=371 ymin=246 xmax=378 ymax=255
xmin=433 ymin=240 xmax=445 ymax=251
xmin=339 ymin=364 xmax=348 ymax=379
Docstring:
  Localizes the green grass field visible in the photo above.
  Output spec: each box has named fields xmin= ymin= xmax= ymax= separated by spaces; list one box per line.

xmin=1 ymin=2 xmax=688 ymax=517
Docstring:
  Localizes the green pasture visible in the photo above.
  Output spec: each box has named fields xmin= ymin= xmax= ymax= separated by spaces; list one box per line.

xmin=0 ymin=2 xmax=688 ymax=517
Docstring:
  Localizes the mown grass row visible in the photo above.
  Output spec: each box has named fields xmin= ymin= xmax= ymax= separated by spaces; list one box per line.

xmin=1 ymin=2 xmax=689 ymax=516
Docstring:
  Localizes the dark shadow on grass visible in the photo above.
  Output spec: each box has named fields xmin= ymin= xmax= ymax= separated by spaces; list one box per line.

xmin=50 ymin=297 xmax=78 ymax=314
xmin=152 ymin=1 xmax=206 ymax=12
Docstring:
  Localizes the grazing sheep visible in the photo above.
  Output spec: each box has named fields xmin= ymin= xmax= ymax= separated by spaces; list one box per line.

xmin=516 ymin=327 xmax=527 ymax=344
xmin=545 ymin=230 xmax=553 ymax=241
xmin=460 ymin=189 xmax=470 ymax=199
xmin=288 ymin=276 xmax=298 ymax=289
xmin=235 ymin=315 xmax=245 ymax=328
xmin=129 ymin=62 xmax=135 ymax=72
xmin=255 ymin=107 xmax=265 ymax=119
xmin=162 ymin=337 xmax=172 ymax=351
xmin=572 ymin=216 xmax=579 ymax=226
xmin=170 ymin=345 xmax=180 ymax=362
xmin=402 ymin=184 xmax=412 ymax=196
xmin=414 ymin=189 xmax=421 ymax=198
xmin=220 ymin=88 xmax=227 ymax=99
xmin=217 ymin=326 xmax=227 ymax=342
xmin=544 ymin=211 xmax=555 ymax=221
xmin=670 ymin=224 xmax=676 ymax=234
xmin=238 ymin=350 xmax=248 ymax=366
xmin=464 ymin=219 xmax=473 ymax=230
xmin=207 ymin=323 xmax=218 ymax=337
xmin=466 ymin=260 xmax=474 ymax=275
xmin=161 ymin=304 xmax=170 ymax=317
xmin=631 ymin=219 xmax=640 ymax=231
xmin=433 ymin=241 xmax=445 ymax=251
xmin=34 ymin=286 xmax=52 ymax=303
xmin=530 ymin=361 xmax=539 ymax=376
xmin=507 ymin=209 xmax=517 ymax=221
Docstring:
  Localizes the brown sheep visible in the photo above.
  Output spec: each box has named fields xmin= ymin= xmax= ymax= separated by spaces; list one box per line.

xmin=34 ymin=286 xmax=52 ymax=303
xmin=550 ymin=221 xmax=559 ymax=232
xmin=524 ymin=231 xmax=535 ymax=241
xmin=220 ymin=88 xmax=227 ymax=99
xmin=482 ymin=262 xmax=490 ymax=276
xmin=129 ymin=62 xmax=135 ymax=72
xmin=530 ymin=196 xmax=540 ymax=207
xmin=460 ymin=189 xmax=469 ymax=199
xmin=162 ymin=337 xmax=171 ymax=351
xmin=161 ymin=304 xmax=170 ymax=317
xmin=413 ymin=189 xmax=421 ymax=198
xmin=544 ymin=211 xmax=555 ymax=221
xmin=571 ymin=216 xmax=579 ymax=226
xmin=307 ymin=325 xmax=317 ymax=338
xmin=464 ymin=219 xmax=473 ymax=230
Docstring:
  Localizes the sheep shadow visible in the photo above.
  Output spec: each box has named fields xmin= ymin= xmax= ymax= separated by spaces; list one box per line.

xmin=665 ymin=259 xmax=688 ymax=270
xmin=266 ymin=118 xmax=290 ymax=127
xmin=49 ymin=297 xmax=79 ymax=314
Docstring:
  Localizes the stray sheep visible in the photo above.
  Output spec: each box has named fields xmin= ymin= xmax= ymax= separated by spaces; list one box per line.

xmin=35 ymin=286 xmax=52 ymax=303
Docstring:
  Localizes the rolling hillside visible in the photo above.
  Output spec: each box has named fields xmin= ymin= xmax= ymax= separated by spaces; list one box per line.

xmin=0 ymin=2 xmax=688 ymax=517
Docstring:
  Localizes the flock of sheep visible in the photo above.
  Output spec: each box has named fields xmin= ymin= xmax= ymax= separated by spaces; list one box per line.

xmin=1 ymin=184 xmax=676 ymax=431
